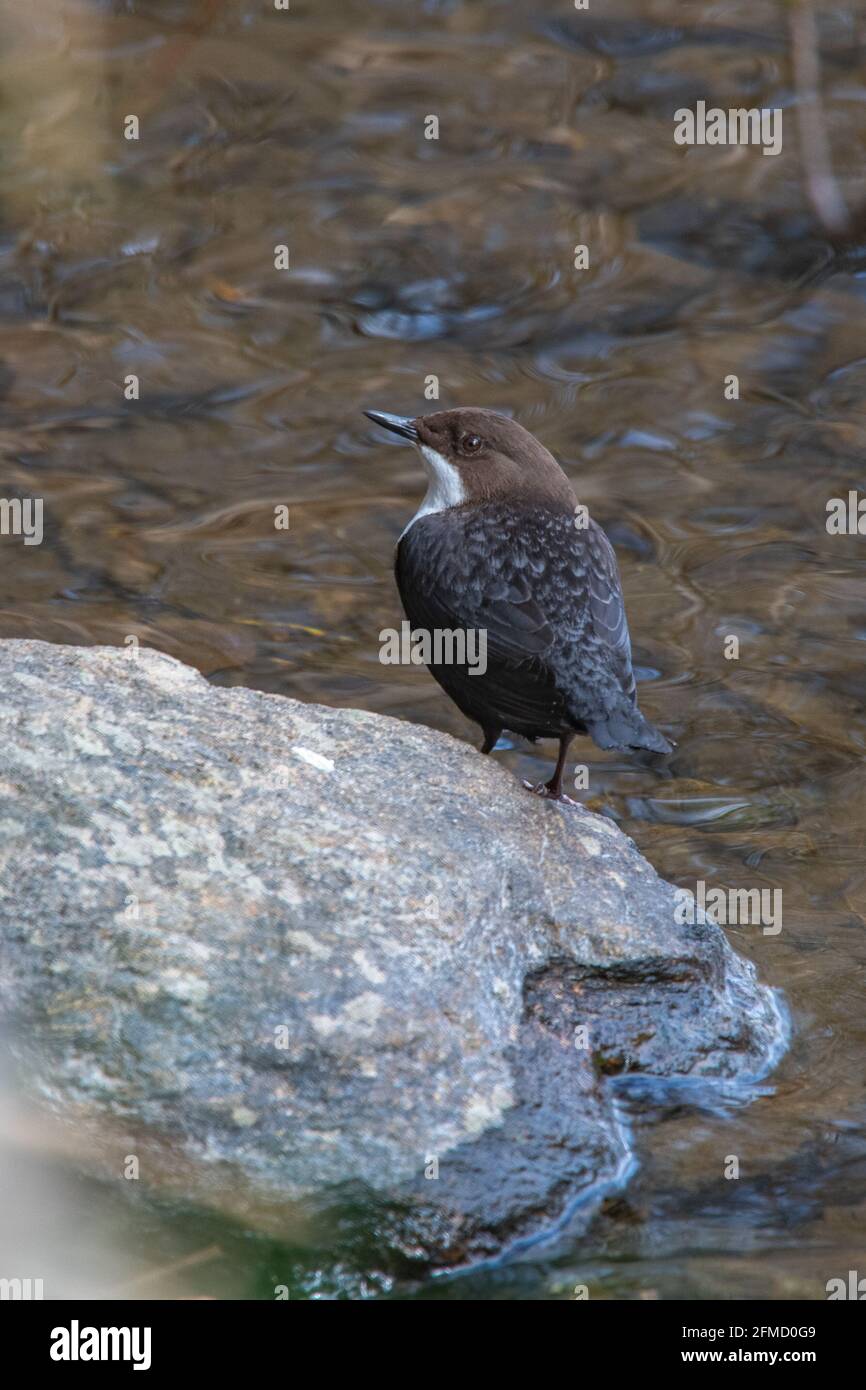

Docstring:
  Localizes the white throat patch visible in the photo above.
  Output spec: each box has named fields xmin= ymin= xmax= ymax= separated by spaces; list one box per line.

xmin=399 ymin=444 xmax=466 ymax=540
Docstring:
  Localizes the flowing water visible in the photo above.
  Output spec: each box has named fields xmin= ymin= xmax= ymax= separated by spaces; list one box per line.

xmin=1 ymin=0 xmax=865 ymax=1298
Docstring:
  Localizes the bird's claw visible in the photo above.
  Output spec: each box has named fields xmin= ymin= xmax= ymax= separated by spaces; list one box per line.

xmin=523 ymin=779 xmax=578 ymax=805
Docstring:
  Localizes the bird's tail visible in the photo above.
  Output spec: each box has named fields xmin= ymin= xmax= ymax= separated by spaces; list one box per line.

xmin=586 ymin=706 xmax=674 ymax=755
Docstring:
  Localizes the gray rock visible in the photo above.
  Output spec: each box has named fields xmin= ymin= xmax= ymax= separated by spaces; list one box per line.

xmin=0 ymin=639 xmax=787 ymax=1266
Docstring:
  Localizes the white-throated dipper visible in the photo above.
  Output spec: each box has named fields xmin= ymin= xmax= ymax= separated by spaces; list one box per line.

xmin=364 ymin=407 xmax=672 ymax=799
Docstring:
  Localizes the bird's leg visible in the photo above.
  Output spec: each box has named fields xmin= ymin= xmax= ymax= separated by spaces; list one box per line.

xmin=526 ymin=734 xmax=575 ymax=802
xmin=480 ymin=726 xmax=503 ymax=755
xmin=546 ymin=734 xmax=574 ymax=798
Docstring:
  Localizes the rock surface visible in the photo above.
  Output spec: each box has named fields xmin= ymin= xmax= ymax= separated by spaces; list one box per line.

xmin=0 ymin=639 xmax=787 ymax=1266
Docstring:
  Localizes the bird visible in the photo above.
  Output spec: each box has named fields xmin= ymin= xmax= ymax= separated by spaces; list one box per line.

xmin=364 ymin=406 xmax=672 ymax=800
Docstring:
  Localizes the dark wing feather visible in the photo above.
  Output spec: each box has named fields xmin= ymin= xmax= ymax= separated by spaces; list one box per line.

xmin=582 ymin=522 xmax=636 ymax=701
xmin=396 ymin=504 xmax=644 ymax=737
xmin=396 ymin=536 xmax=568 ymax=732
xmin=396 ymin=505 xmax=671 ymax=752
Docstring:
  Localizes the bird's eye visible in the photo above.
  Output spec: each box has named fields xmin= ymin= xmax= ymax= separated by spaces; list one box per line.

xmin=461 ymin=433 xmax=483 ymax=454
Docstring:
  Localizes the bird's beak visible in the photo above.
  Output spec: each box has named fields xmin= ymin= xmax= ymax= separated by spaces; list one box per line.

xmin=364 ymin=410 xmax=420 ymax=442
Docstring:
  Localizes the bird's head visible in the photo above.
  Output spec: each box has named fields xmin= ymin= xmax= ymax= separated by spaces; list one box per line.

xmin=364 ymin=407 xmax=576 ymax=513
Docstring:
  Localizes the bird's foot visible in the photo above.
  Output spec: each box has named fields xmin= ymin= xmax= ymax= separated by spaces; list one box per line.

xmin=523 ymin=779 xmax=577 ymax=805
